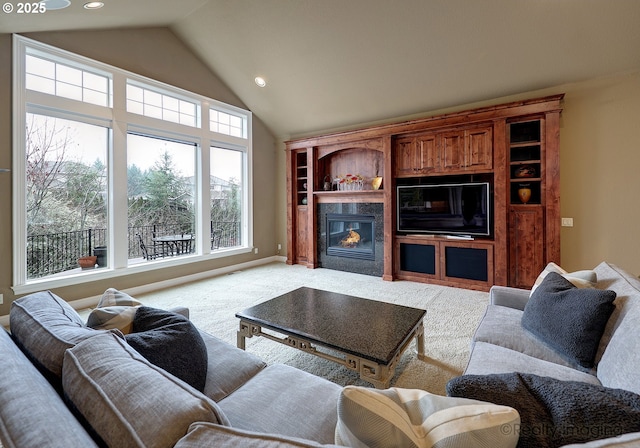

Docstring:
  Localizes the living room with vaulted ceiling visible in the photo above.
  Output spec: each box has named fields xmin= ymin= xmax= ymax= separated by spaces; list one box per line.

xmin=1 ymin=1 xmax=640 ymax=309
xmin=2 ymin=3 xmax=640 ymax=447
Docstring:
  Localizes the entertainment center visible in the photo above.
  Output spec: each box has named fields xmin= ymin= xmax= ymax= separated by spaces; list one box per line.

xmin=285 ymin=95 xmax=563 ymax=290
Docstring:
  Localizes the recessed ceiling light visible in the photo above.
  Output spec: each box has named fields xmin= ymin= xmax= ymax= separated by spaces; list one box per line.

xmin=40 ymin=0 xmax=71 ymax=10
xmin=254 ymin=76 xmax=267 ymax=88
xmin=83 ymin=1 xmax=104 ymax=9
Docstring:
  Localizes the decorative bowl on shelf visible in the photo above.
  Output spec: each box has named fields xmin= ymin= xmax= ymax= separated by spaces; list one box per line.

xmin=514 ymin=164 xmax=536 ymax=178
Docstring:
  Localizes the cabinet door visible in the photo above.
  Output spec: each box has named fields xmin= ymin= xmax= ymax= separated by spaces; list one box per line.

xmin=295 ymin=206 xmax=308 ymax=263
xmin=465 ymin=126 xmax=493 ymax=171
xmin=394 ymin=134 xmax=439 ymax=176
xmin=509 ymin=206 xmax=544 ymax=288
xmin=416 ymin=134 xmax=439 ymax=173
xmin=440 ymin=131 xmax=465 ymax=171
xmin=394 ymin=137 xmax=417 ymax=177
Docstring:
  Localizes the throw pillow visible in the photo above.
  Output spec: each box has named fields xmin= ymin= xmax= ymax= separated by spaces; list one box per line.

xmin=529 ymin=262 xmax=597 ymax=296
xmin=521 ymin=272 xmax=616 ymax=368
xmin=62 ymin=332 xmax=228 ymax=448
xmin=335 ymin=386 xmax=520 ymax=448
xmin=125 ymin=306 xmax=208 ymax=392
xmin=86 ymin=288 xmax=143 ymax=334
xmin=447 ymin=373 xmax=640 ymax=448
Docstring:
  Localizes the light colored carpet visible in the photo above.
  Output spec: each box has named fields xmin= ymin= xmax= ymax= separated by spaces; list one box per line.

xmin=82 ymin=261 xmax=489 ymax=395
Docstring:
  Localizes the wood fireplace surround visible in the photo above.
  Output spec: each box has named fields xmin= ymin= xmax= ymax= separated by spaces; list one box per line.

xmin=286 ymin=95 xmax=563 ymax=291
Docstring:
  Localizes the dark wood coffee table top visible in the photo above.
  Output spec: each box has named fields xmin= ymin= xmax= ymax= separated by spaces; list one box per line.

xmin=236 ymin=287 xmax=426 ymax=365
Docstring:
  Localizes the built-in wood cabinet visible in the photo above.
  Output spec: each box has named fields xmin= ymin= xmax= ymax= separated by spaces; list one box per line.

xmin=395 ymin=125 xmax=492 ymax=177
xmin=395 ymin=235 xmax=495 ymax=291
xmin=286 ymin=95 xmax=563 ymax=290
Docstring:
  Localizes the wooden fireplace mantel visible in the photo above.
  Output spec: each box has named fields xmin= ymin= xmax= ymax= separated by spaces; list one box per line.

xmin=285 ymin=94 xmax=564 ymax=291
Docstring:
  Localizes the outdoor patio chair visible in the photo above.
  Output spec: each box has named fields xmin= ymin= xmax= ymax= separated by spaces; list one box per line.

xmin=137 ymin=233 xmax=162 ymax=260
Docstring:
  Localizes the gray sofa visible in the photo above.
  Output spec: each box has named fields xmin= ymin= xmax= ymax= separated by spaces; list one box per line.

xmin=462 ymin=261 xmax=640 ymax=447
xmin=1 ymin=290 xmax=342 ymax=447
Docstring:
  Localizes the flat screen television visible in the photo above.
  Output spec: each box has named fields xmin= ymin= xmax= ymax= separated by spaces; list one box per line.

xmin=397 ymin=182 xmax=491 ymax=236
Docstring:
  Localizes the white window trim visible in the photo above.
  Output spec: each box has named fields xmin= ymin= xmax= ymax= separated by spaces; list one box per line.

xmin=12 ymin=35 xmax=253 ymax=295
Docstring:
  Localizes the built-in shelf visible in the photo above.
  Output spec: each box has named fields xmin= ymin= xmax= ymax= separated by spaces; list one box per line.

xmin=313 ymin=190 xmax=384 ymax=203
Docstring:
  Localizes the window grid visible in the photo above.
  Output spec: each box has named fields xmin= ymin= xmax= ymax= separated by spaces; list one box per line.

xmin=126 ymin=83 xmax=197 ymax=128
xmin=25 ymin=54 xmax=110 ymax=107
xmin=210 ymin=109 xmax=245 ymax=138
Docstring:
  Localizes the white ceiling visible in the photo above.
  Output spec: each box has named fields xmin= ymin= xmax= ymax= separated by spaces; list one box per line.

xmin=3 ymin=0 xmax=640 ymax=140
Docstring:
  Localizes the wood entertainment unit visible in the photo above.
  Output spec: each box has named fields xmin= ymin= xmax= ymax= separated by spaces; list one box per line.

xmin=286 ymin=95 xmax=563 ymax=290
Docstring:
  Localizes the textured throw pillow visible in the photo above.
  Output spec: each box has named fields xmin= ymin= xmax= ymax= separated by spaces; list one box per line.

xmin=522 ymin=272 xmax=616 ymax=368
xmin=447 ymin=373 xmax=640 ymax=448
xmin=86 ymin=288 xmax=143 ymax=334
xmin=530 ymin=262 xmax=597 ymax=296
xmin=125 ymin=306 xmax=208 ymax=392
xmin=62 ymin=332 xmax=228 ymax=448
xmin=335 ymin=386 xmax=520 ymax=448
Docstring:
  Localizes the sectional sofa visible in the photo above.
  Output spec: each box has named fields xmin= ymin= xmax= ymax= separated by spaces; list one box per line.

xmin=1 ymin=261 xmax=639 ymax=447
xmin=450 ymin=261 xmax=640 ymax=447
xmin=1 ymin=290 xmax=342 ymax=447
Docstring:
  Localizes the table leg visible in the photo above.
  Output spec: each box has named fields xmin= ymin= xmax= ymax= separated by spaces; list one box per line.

xmin=237 ymin=320 xmax=255 ymax=350
xmin=416 ymin=321 xmax=426 ymax=361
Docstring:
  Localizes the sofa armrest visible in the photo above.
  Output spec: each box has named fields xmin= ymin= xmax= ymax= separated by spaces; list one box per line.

xmin=169 ymin=306 xmax=189 ymax=319
xmin=489 ymin=285 xmax=530 ymax=310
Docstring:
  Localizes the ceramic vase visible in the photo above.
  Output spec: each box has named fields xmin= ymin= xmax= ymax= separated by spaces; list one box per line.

xmin=518 ymin=185 xmax=532 ymax=204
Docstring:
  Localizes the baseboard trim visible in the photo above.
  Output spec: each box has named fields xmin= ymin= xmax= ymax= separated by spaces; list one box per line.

xmin=1 ymin=255 xmax=287 ymax=328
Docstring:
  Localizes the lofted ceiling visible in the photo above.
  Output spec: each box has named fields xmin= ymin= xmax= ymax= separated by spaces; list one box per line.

xmin=2 ymin=0 xmax=640 ymax=140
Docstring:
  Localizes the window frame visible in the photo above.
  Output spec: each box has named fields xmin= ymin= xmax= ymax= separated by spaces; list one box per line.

xmin=12 ymin=35 xmax=253 ymax=295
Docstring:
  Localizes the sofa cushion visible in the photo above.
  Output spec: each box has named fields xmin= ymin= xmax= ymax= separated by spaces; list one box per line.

xmin=530 ymin=262 xmax=597 ymax=296
xmin=447 ymin=372 xmax=640 ymax=448
xmin=335 ymin=386 xmax=519 ymax=448
xmin=175 ymin=422 xmax=342 ymax=448
xmin=218 ymin=364 xmax=340 ymax=444
xmin=86 ymin=288 xmax=142 ymax=334
xmin=593 ymin=262 xmax=640 ymax=393
xmin=199 ymin=331 xmax=266 ymax=402
xmin=125 ymin=306 xmax=208 ymax=392
xmin=9 ymin=290 xmax=107 ymax=381
xmin=0 ymin=329 xmax=99 ymax=448
xmin=472 ymin=305 xmax=584 ymax=370
xmin=464 ymin=342 xmax=602 ymax=386
xmin=62 ymin=332 xmax=228 ymax=448
xmin=522 ymin=272 xmax=616 ymax=368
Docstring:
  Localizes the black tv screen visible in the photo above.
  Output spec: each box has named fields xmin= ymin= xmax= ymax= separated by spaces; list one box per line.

xmin=397 ymin=182 xmax=491 ymax=236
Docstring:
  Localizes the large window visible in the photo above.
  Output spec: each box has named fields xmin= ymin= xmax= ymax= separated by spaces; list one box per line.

xmin=13 ymin=36 xmax=252 ymax=293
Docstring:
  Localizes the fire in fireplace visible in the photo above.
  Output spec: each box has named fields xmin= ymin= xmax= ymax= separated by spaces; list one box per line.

xmin=326 ymin=213 xmax=375 ymax=260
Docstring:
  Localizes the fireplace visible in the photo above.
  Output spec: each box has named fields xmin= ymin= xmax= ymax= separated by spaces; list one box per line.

xmin=318 ymin=203 xmax=384 ymax=277
xmin=326 ymin=214 xmax=375 ymax=260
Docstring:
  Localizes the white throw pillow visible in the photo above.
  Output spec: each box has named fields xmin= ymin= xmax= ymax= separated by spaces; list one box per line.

xmin=86 ymin=288 xmax=142 ymax=333
xmin=530 ymin=262 xmax=597 ymax=296
xmin=335 ymin=386 xmax=520 ymax=448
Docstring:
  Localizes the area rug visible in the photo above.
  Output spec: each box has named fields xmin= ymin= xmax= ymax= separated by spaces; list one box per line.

xmin=85 ymin=262 xmax=489 ymax=395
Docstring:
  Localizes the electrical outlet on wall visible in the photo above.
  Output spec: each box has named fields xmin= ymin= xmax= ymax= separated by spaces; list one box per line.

xmin=561 ymin=217 xmax=574 ymax=227
xmin=254 ymin=247 xmax=258 ymax=254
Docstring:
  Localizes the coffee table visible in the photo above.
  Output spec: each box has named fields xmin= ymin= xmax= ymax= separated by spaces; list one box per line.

xmin=236 ymin=287 xmax=426 ymax=389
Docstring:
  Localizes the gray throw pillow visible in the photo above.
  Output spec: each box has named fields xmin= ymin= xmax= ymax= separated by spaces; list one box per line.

xmin=125 ymin=306 xmax=208 ymax=392
xmin=522 ymin=272 xmax=616 ymax=368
